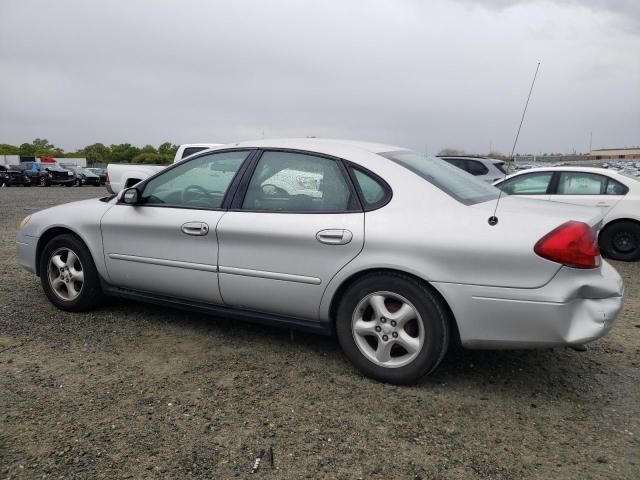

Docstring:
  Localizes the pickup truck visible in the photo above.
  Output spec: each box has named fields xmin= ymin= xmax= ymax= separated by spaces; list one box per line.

xmin=106 ymin=143 xmax=220 ymax=194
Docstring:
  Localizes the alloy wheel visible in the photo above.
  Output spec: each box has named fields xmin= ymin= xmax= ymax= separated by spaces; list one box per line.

xmin=351 ymin=291 xmax=425 ymax=368
xmin=47 ymin=247 xmax=85 ymax=301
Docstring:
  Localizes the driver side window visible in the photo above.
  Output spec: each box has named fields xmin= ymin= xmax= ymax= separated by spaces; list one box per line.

xmin=141 ymin=151 xmax=249 ymax=209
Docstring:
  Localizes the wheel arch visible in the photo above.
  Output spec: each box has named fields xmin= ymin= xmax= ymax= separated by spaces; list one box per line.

xmin=35 ymin=227 xmax=86 ymax=276
xmin=327 ymin=267 xmax=461 ymax=345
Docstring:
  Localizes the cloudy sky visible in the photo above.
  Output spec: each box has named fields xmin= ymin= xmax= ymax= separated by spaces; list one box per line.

xmin=1 ymin=0 xmax=638 ymax=155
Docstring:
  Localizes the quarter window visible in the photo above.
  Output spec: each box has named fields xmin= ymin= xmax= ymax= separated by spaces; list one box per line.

xmin=141 ymin=150 xmax=249 ymax=208
xmin=242 ymin=151 xmax=354 ymax=212
xmin=498 ymin=172 xmax=553 ymax=195
xmin=351 ymin=168 xmax=389 ymax=209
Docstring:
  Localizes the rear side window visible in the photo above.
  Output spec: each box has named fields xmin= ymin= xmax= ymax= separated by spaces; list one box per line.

xmin=493 ymin=162 xmax=508 ymax=175
xmin=382 ymin=151 xmax=499 ymax=205
xmin=557 ymin=172 xmax=606 ymax=195
xmin=350 ymin=167 xmax=391 ymax=210
xmin=605 ymin=178 xmax=628 ymax=195
xmin=465 ymin=160 xmax=489 ymax=176
xmin=242 ymin=151 xmax=357 ymax=212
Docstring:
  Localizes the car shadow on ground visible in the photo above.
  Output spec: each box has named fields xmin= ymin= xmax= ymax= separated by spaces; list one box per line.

xmin=100 ymin=297 xmax=598 ymax=402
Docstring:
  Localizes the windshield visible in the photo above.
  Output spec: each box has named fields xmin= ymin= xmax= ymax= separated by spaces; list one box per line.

xmin=381 ymin=151 xmax=501 ymax=205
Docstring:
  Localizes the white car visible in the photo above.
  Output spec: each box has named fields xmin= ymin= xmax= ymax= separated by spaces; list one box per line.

xmin=494 ymin=166 xmax=640 ymax=261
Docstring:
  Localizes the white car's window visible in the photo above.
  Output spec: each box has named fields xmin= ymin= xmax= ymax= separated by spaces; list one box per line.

xmin=557 ymin=172 xmax=607 ymax=195
xmin=243 ymin=151 xmax=353 ymax=212
xmin=499 ymin=172 xmax=553 ymax=195
xmin=605 ymin=178 xmax=629 ymax=195
xmin=141 ymin=151 xmax=249 ymax=209
xmin=383 ymin=151 xmax=500 ymax=205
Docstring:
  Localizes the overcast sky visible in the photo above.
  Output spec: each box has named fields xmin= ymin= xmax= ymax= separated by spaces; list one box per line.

xmin=1 ymin=0 xmax=638 ymax=155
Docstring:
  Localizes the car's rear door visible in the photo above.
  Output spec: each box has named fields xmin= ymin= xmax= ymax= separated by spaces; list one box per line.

xmin=547 ymin=171 xmax=627 ymax=212
xmin=100 ymin=149 xmax=254 ymax=304
xmin=216 ymin=149 xmax=365 ymax=320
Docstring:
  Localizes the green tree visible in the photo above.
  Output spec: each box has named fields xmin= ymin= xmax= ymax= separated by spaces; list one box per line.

xmin=158 ymin=142 xmax=178 ymax=157
xmin=110 ymin=143 xmax=141 ymax=163
xmin=19 ymin=143 xmax=37 ymax=156
xmin=0 ymin=143 xmax=19 ymax=155
xmin=141 ymin=144 xmax=157 ymax=154
xmin=80 ymin=143 xmax=111 ymax=164
xmin=131 ymin=152 xmax=172 ymax=164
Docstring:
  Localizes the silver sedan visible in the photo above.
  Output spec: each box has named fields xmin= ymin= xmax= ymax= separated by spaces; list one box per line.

xmin=16 ymin=139 xmax=624 ymax=384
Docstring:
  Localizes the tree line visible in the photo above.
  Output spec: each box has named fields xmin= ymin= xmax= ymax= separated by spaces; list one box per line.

xmin=0 ymin=138 xmax=179 ymax=165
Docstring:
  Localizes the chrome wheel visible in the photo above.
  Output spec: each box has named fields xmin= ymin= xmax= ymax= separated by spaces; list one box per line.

xmin=351 ymin=291 xmax=425 ymax=368
xmin=47 ymin=247 xmax=84 ymax=301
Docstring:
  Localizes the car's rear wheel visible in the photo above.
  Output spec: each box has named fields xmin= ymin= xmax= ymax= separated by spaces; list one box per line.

xmin=39 ymin=234 xmax=104 ymax=311
xmin=336 ymin=273 xmax=449 ymax=384
xmin=39 ymin=177 xmax=48 ymax=187
xmin=600 ymin=221 xmax=640 ymax=261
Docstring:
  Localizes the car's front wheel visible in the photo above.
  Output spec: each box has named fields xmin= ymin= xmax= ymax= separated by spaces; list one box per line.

xmin=39 ymin=234 xmax=104 ymax=311
xmin=336 ymin=273 xmax=450 ymax=384
xmin=600 ymin=221 xmax=640 ymax=261
xmin=39 ymin=177 xmax=48 ymax=187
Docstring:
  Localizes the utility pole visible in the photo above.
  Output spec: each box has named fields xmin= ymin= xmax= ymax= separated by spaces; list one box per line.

xmin=589 ymin=131 xmax=592 ymax=153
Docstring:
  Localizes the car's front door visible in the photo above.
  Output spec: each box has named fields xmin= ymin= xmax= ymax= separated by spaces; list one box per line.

xmin=547 ymin=171 xmax=627 ymax=212
xmin=216 ymin=150 xmax=365 ymax=320
xmin=100 ymin=150 xmax=253 ymax=303
xmin=496 ymin=171 xmax=554 ymax=200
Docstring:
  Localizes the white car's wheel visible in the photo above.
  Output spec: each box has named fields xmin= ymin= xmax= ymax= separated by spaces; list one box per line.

xmin=39 ymin=234 xmax=104 ymax=311
xmin=336 ymin=273 xmax=450 ymax=384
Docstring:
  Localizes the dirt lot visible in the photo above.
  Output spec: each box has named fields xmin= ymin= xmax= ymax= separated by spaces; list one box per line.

xmin=1 ymin=187 xmax=638 ymax=479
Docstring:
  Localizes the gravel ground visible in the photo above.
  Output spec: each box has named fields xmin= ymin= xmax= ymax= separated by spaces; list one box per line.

xmin=1 ymin=187 xmax=638 ymax=479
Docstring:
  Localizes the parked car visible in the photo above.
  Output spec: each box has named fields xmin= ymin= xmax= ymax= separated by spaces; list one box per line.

xmin=106 ymin=143 xmax=222 ymax=194
xmin=494 ymin=167 xmax=640 ymax=261
xmin=61 ymin=165 xmax=101 ymax=187
xmin=18 ymin=161 xmax=76 ymax=187
xmin=16 ymin=139 xmax=623 ymax=384
xmin=0 ymin=165 xmax=31 ymax=186
xmin=86 ymin=167 xmax=107 ymax=185
xmin=437 ymin=155 xmax=508 ymax=183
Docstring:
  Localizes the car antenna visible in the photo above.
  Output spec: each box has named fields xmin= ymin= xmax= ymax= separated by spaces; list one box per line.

xmin=488 ymin=61 xmax=541 ymax=226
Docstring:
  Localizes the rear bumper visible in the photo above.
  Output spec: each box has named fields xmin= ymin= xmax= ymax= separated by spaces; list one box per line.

xmin=434 ymin=261 xmax=624 ymax=348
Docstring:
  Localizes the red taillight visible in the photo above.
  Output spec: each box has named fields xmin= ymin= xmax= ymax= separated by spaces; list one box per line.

xmin=534 ymin=221 xmax=600 ymax=269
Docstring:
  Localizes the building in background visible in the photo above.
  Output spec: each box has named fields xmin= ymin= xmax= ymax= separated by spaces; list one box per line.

xmin=587 ymin=148 xmax=640 ymax=161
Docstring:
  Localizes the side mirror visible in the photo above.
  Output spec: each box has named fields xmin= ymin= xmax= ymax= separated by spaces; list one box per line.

xmin=122 ymin=188 xmax=139 ymax=204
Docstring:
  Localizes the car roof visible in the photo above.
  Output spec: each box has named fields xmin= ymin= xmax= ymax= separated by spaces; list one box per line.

xmin=498 ymin=165 xmax=640 ymax=188
xmin=213 ymin=138 xmax=409 ymax=156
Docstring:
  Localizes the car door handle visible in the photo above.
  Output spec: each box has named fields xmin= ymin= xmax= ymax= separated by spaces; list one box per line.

xmin=316 ymin=229 xmax=353 ymax=245
xmin=596 ymin=201 xmax=610 ymax=206
xmin=181 ymin=222 xmax=209 ymax=236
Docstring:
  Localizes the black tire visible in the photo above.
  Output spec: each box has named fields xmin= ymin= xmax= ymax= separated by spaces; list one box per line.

xmin=599 ymin=221 xmax=640 ymax=261
xmin=39 ymin=234 xmax=104 ymax=311
xmin=335 ymin=272 xmax=450 ymax=384
xmin=75 ymin=178 xmax=82 ymax=187
xmin=39 ymin=176 xmax=48 ymax=187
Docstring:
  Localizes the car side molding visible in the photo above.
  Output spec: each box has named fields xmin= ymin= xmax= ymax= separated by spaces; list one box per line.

xmin=101 ymin=282 xmax=333 ymax=336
